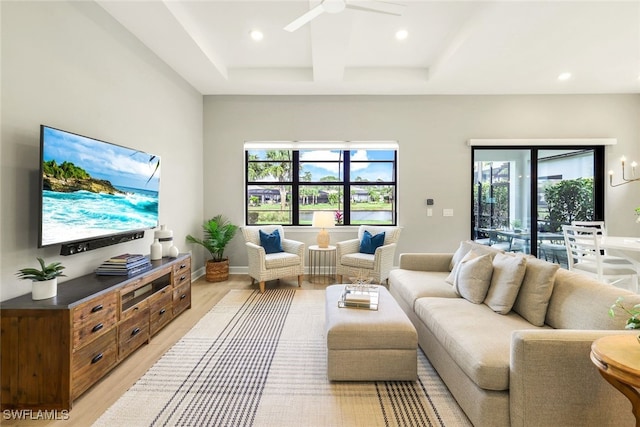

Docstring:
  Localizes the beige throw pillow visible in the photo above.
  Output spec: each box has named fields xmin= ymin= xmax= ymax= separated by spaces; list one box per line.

xmin=512 ymin=258 xmax=559 ymax=326
xmin=453 ymin=252 xmax=494 ymax=304
xmin=484 ymin=252 xmax=527 ymax=314
xmin=446 ymin=241 xmax=474 ymax=284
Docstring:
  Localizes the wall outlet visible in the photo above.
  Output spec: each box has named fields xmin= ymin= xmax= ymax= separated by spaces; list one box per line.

xmin=443 ymin=209 xmax=454 ymax=217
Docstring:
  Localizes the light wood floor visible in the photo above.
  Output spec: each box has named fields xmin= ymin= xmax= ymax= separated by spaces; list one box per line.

xmin=3 ymin=274 xmax=336 ymax=427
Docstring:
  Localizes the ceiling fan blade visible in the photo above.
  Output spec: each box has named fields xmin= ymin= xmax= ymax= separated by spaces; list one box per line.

xmin=284 ymin=4 xmax=326 ymax=32
xmin=346 ymin=1 xmax=405 ymax=16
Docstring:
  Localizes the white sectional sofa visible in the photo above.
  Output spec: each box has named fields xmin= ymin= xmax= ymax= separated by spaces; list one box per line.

xmin=388 ymin=240 xmax=639 ymax=427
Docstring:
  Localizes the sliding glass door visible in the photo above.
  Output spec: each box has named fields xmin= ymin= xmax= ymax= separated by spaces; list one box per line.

xmin=472 ymin=146 xmax=604 ymax=264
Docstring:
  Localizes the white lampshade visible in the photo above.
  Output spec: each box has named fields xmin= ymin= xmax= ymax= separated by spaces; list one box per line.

xmin=312 ymin=211 xmax=335 ymax=228
xmin=312 ymin=211 xmax=334 ymax=248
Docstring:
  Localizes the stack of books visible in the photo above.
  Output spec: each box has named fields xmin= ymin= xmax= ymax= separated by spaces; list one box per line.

xmin=96 ymin=253 xmax=152 ymax=276
xmin=338 ymin=284 xmax=379 ymax=310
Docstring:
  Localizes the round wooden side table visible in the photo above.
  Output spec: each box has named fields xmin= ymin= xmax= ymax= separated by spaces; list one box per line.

xmin=591 ymin=334 xmax=640 ymax=426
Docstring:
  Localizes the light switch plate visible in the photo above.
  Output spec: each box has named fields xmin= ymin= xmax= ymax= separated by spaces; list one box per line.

xmin=427 ymin=208 xmax=433 ymax=217
xmin=443 ymin=209 xmax=454 ymax=217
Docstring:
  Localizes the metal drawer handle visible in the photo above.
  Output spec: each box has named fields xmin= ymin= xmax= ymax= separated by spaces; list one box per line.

xmin=91 ymin=353 xmax=103 ymax=364
xmin=131 ymin=327 xmax=141 ymax=337
xmin=180 ymin=294 xmax=186 ymax=300
xmin=159 ymin=308 xmax=166 ymax=315
xmin=91 ymin=304 xmax=103 ymax=313
xmin=179 ymin=275 xmax=186 ymax=282
xmin=180 ymin=264 xmax=186 ymax=269
xmin=92 ymin=323 xmax=104 ymax=333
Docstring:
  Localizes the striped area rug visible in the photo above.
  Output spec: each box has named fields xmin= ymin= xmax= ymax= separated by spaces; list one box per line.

xmin=93 ymin=289 xmax=471 ymax=427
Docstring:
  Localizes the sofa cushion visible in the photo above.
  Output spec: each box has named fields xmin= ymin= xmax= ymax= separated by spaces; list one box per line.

xmin=512 ymin=258 xmax=559 ymax=326
xmin=484 ymin=253 xmax=527 ymax=314
xmin=388 ymin=269 xmax=458 ymax=309
xmin=264 ymin=251 xmax=301 ymax=269
xmin=340 ymin=252 xmax=375 ymax=269
xmin=453 ymin=251 xmax=494 ymax=304
xmin=546 ymin=268 xmax=640 ymax=330
xmin=415 ymin=297 xmax=548 ymax=391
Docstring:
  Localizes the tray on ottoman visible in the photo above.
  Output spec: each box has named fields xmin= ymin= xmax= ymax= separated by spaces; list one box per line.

xmin=325 ymin=284 xmax=418 ymax=381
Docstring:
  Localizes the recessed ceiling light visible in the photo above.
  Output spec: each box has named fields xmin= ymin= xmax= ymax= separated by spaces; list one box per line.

xmin=395 ymin=30 xmax=408 ymax=41
xmin=249 ymin=29 xmax=264 ymax=41
xmin=558 ymin=72 xmax=572 ymax=81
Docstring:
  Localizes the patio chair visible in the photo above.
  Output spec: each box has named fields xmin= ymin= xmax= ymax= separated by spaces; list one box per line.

xmin=562 ymin=225 xmax=638 ymax=291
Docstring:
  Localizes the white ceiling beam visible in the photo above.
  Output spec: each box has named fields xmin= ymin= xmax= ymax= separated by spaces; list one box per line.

xmin=309 ymin=1 xmax=353 ymax=82
xmin=96 ymin=0 xmax=227 ymax=93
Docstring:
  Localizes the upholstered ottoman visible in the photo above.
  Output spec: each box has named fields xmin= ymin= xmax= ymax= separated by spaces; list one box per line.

xmin=325 ymin=284 xmax=418 ymax=381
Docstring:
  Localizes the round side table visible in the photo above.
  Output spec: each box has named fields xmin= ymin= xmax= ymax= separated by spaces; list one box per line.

xmin=591 ymin=334 xmax=640 ymax=426
xmin=308 ymin=244 xmax=336 ymax=283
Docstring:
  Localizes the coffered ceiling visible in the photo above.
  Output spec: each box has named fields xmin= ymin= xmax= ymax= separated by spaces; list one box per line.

xmin=96 ymin=0 xmax=640 ymax=95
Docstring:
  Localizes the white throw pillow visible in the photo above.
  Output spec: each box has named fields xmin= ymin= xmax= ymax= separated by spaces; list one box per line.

xmin=453 ymin=252 xmax=494 ymax=304
xmin=484 ymin=252 xmax=527 ymax=314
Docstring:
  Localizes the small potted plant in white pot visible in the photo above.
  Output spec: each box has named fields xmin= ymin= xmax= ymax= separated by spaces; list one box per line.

xmin=16 ymin=257 xmax=66 ymax=300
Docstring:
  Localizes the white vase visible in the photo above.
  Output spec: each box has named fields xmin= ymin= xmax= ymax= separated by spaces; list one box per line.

xmin=32 ymin=278 xmax=57 ymax=300
xmin=150 ymin=238 xmax=162 ymax=260
xmin=169 ymin=245 xmax=179 ymax=258
xmin=154 ymin=225 xmax=173 ymax=257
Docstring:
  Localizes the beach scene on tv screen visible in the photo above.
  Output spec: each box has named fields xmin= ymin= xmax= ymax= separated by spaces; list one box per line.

xmin=41 ymin=127 xmax=160 ymax=246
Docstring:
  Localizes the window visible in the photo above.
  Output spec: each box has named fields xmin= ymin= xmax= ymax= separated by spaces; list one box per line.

xmin=245 ymin=142 xmax=398 ymax=226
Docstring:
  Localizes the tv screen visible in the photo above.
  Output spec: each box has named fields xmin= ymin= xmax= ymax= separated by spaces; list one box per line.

xmin=39 ymin=125 xmax=160 ymax=248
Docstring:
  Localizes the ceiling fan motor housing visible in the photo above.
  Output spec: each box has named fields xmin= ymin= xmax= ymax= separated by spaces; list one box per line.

xmin=323 ymin=0 xmax=346 ymax=14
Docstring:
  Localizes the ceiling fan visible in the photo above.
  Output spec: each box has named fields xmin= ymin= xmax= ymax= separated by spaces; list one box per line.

xmin=284 ymin=0 xmax=405 ymax=32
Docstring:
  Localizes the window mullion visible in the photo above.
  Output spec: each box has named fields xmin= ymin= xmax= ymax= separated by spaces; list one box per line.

xmin=292 ymin=151 xmax=300 ymax=225
xmin=343 ymin=150 xmax=351 ymax=225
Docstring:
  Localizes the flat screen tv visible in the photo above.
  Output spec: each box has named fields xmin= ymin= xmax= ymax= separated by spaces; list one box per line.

xmin=39 ymin=125 xmax=160 ymax=252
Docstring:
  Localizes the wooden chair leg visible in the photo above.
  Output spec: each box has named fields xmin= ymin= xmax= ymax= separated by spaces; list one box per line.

xmin=298 ymin=275 xmax=302 ymax=287
xmin=259 ymin=281 xmax=265 ymax=293
xmin=251 ymin=277 xmax=255 ymax=286
xmin=337 ymin=274 xmax=342 ymax=283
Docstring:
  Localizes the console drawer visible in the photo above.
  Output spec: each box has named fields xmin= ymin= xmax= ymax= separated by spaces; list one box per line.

xmin=72 ymin=292 xmax=118 ymax=349
xmin=172 ymin=281 xmax=191 ymax=316
xmin=173 ymin=257 xmax=191 ymax=278
xmin=150 ymin=301 xmax=173 ymax=336
xmin=118 ymin=304 xmax=150 ymax=359
xmin=72 ymin=328 xmax=117 ymax=399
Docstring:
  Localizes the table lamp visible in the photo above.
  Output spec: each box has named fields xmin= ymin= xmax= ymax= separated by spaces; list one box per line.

xmin=312 ymin=211 xmax=335 ymax=248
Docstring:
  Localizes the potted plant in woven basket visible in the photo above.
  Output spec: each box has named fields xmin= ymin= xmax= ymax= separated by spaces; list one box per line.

xmin=186 ymin=215 xmax=239 ymax=282
xmin=16 ymin=257 xmax=66 ymax=300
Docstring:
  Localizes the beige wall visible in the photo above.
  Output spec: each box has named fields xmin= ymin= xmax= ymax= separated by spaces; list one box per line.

xmin=1 ymin=2 xmax=204 ymax=301
xmin=203 ymin=95 xmax=640 ymax=270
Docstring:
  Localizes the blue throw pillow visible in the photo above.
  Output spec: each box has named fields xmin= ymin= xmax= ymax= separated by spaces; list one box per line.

xmin=359 ymin=230 xmax=385 ymax=255
xmin=259 ymin=229 xmax=283 ymax=254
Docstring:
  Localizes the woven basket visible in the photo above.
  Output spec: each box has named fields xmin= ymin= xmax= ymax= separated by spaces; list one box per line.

xmin=206 ymin=259 xmax=229 ymax=282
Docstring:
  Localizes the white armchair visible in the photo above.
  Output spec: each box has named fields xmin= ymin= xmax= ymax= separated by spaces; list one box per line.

xmin=336 ymin=225 xmax=401 ymax=285
xmin=242 ymin=225 xmax=305 ymax=293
